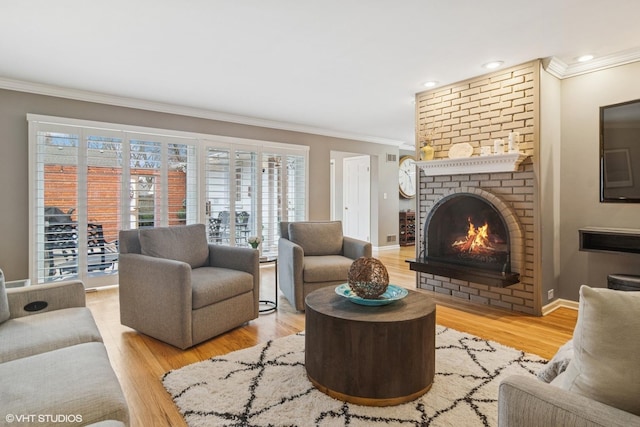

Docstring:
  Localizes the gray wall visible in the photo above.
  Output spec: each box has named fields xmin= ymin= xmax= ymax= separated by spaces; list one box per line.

xmin=539 ymin=67 xmax=562 ymax=304
xmin=557 ymin=61 xmax=640 ymax=300
xmin=0 ymin=88 xmax=400 ymax=280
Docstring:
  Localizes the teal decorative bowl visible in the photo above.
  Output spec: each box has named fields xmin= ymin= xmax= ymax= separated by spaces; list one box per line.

xmin=335 ymin=283 xmax=408 ymax=306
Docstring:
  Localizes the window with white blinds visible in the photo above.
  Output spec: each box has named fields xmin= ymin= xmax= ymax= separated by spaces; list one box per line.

xmin=285 ymin=155 xmax=307 ymax=222
xmin=234 ymin=150 xmax=258 ymax=247
xmin=29 ymin=115 xmax=308 ymax=286
xmin=260 ymin=152 xmax=307 ymax=255
xmin=204 ymin=147 xmax=232 ymax=245
xmin=36 ymin=128 xmax=81 ymax=283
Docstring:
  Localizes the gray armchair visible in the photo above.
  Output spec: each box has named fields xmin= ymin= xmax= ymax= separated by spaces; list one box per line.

xmin=118 ymin=224 xmax=259 ymax=349
xmin=278 ymin=221 xmax=372 ymax=311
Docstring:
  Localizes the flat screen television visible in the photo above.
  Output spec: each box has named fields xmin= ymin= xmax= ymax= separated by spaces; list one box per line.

xmin=600 ymin=99 xmax=640 ymax=203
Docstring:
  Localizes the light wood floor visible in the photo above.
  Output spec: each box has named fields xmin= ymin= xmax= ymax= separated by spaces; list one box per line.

xmin=86 ymin=246 xmax=577 ymax=427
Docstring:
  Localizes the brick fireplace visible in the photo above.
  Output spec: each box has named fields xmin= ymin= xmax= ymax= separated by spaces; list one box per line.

xmin=413 ymin=61 xmax=540 ymax=314
xmin=416 ymin=184 xmax=526 ymax=287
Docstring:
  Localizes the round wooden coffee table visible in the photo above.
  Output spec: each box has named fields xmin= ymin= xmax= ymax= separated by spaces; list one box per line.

xmin=305 ymin=286 xmax=436 ymax=406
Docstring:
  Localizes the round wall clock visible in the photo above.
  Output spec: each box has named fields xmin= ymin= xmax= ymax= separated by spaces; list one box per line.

xmin=398 ymin=155 xmax=416 ymax=199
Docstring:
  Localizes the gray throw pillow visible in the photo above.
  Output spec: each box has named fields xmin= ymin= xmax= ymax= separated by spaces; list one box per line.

xmin=0 ymin=268 xmax=10 ymax=324
xmin=536 ymin=339 xmax=573 ymax=383
xmin=554 ymin=285 xmax=640 ymax=416
xmin=139 ymin=224 xmax=209 ymax=268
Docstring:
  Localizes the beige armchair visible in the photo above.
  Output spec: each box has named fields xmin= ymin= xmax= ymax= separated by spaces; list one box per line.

xmin=118 ymin=224 xmax=259 ymax=349
xmin=278 ymin=221 xmax=372 ymax=311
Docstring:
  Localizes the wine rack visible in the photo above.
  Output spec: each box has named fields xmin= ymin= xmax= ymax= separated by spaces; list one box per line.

xmin=399 ymin=211 xmax=415 ymax=246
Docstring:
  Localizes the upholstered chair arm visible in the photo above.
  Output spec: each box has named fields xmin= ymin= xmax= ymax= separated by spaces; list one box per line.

xmin=208 ymin=244 xmax=259 ymax=276
xmin=498 ymin=375 xmax=639 ymax=427
xmin=7 ymin=280 xmax=86 ymax=319
xmin=208 ymin=244 xmax=260 ymax=311
xmin=277 ymin=237 xmax=305 ymax=310
xmin=118 ymin=253 xmax=193 ymax=349
xmin=343 ymin=236 xmax=372 ymax=260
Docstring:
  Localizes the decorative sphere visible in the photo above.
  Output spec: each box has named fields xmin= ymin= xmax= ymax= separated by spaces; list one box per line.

xmin=348 ymin=257 xmax=390 ymax=299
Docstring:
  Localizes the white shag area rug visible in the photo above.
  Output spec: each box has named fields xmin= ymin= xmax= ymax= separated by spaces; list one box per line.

xmin=162 ymin=327 xmax=546 ymax=427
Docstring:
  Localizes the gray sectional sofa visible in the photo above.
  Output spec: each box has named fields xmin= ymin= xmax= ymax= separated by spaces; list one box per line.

xmin=498 ymin=375 xmax=640 ymax=427
xmin=0 ymin=276 xmax=129 ymax=427
xmin=498 ymin=286 xmax=640 ymax=427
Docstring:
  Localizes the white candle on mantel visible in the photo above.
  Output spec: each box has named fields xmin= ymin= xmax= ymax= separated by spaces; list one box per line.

xmin=508 ymin=132 xmax=520 ymax=153
xmin=494 ymin=139 xmax=504 ymax=154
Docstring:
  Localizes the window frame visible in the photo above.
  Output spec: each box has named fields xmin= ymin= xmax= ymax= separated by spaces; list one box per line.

xmin=28 ymin=114 xmax=309 ymax=287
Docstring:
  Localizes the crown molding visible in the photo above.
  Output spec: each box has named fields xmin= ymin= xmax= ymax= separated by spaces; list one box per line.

xmin=0 ymin=77 xmax=407 ymax=147
xmin=543 ymin=47 xmax=640 ymax=79
xmin=541 ymin=57 xmax=569 ymax=79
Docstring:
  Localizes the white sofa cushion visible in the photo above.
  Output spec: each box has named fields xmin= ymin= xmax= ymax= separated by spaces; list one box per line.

xmin=554 ymin=285 xmax=640 ymax=416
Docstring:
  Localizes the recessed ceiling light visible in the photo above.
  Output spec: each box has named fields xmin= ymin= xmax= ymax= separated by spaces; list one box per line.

xmin=577 ymin=54 xmax=594 ymax=62
xmin=483 ymin=61 xmax=504 ymax=70
xmin=423 ymin=81 xmax=438 ymax=88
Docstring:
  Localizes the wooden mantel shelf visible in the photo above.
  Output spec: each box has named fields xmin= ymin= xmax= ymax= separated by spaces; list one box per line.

xmin=417 ymin=153 xmax=529 ymax=176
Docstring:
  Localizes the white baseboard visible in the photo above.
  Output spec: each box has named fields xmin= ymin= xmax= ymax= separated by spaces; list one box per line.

xmin=542 ymin=298 xmax=579 ymax=315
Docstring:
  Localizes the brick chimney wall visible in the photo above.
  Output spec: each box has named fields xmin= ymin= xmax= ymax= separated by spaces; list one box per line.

xmin=415 ymin=60 xmax=540 ymax=314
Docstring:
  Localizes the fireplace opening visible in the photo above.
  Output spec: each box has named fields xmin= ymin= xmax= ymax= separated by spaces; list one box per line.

xmin=409 ymin=192 xmax=520 ymax=287
xmin=426 ymin=195 xmax=510 ymax=273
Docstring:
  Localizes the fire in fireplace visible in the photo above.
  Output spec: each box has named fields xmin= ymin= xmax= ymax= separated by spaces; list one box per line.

xmin=410 ymin=192 xmax=519 ymax=287
xmin=425 ymin=194 xmax=510 ymax=272
xmin=451 ymin=217 xmax=508 ymax=264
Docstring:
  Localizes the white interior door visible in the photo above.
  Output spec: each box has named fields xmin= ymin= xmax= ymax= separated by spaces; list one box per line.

xmin=343 ymin=155 xmax=370 ymax=242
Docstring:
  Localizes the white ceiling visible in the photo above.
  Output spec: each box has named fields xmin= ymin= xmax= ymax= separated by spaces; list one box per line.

xmin=1 ymin=1 xmax=640 ymax=147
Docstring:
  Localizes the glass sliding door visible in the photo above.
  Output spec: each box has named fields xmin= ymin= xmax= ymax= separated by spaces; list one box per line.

xmin=128 ymin=137 xmax=162 ymax=229
xmin=33 ymin=127 xmax=126 ymax=286
xmin=204 ymin=147 xmax=232 ymax=244
xmin=30 ymin=118 xmax=199 ymax=288
xmin=34 ymin=126 xmax=81 ymax=283
xmin=261 ymin=153 xmax=282 ymax=255
xmin=168 ymin=143 xmax=197 ymax=226
xmin=234 ymin=150 xmax=258 ymax=247
xmin=285 ymin=154 xmax=306 ymax=222
xmin=85 ymin=133 xmax=123 ymax=283
xmin=30 ymin=115 xmax=307 ymax=287
xmin=260 ymin=152 xmax=306 ymax=255
xmin=203 ymin=145 xmax=259 ymax=247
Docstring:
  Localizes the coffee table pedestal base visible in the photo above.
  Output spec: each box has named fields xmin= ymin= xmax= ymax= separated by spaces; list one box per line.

xmin=305 ymin=287 xmax=436 ymax=407
xmin=307 ymin=375 xmax=432 ymax=407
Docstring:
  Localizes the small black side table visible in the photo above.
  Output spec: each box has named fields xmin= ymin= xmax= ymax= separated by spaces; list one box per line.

xmin=259 ymin=256 xmax=278 ymax=313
